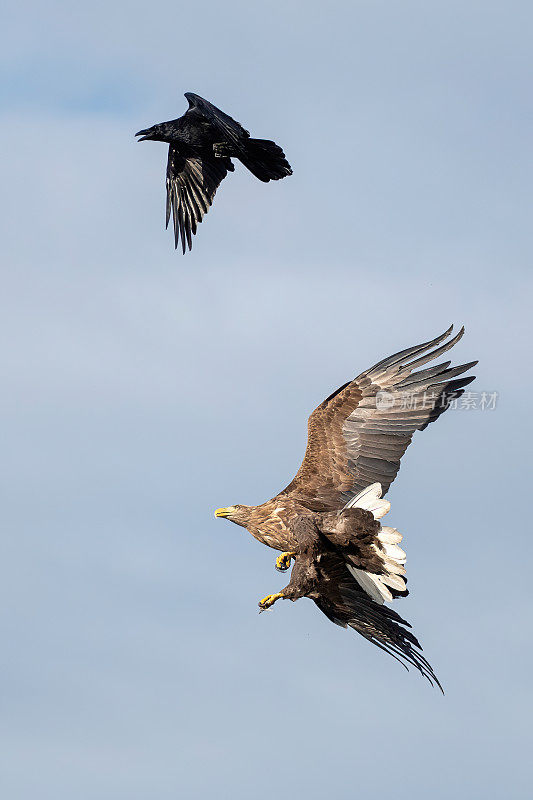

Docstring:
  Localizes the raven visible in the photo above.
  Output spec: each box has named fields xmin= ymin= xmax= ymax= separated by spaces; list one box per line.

xmin=136 ymin=92 xmax=293 ymax=253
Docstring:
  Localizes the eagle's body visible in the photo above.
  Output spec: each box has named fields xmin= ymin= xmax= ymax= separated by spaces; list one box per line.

xmin=215 ymin=327 xmax=478 ymax=689
xmin=136 ymin=92 xmax=292 ymax=253
xmin=235 ymin=499 xmax=307 ymax=551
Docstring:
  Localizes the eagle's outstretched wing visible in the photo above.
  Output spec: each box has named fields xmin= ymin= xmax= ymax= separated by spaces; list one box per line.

xmin=165 ymin=147 xmax=232 ymax=253
xmin=312 ymin=551 xmax=443 ymax=690
xmin=281 ymin=326 xmax=477 ymax=510
xmin=184 ymin=92 xmax=250 ymax=146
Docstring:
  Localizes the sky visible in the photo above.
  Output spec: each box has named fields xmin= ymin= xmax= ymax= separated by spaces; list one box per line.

xmin=1 ymin=1 xmax=532 ymax=798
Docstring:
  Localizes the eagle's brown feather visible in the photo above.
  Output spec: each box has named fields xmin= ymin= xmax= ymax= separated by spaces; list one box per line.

xmin=280 ymin=325 xmax=476 ymax=510
xmin=217 ymin=327 xmax=476 ymax=688
xmin=278 ymin=516 xmax=441 ymax=689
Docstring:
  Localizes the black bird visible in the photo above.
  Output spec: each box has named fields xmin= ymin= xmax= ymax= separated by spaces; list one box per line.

xmin=136 ymin=92 xmax=293 ymax=253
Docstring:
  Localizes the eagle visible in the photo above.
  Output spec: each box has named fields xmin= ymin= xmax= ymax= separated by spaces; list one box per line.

xmin=135 ymin=92 xmax=292 ymax=253
xmin=215 ymin=326 xmax=477 ymax=690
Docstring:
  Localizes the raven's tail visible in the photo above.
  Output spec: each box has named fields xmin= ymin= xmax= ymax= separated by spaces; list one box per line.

xmin=239 ymin=138 xmax=292 ymax=182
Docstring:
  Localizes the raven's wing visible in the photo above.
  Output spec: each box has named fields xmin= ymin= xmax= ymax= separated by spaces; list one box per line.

xmin=280 ymin=326 xmax=477 ymax=510
xmin=166 ymin=147 xmax=231 ymax=253
xmin=184 ymin=92 xmax=250 ymax=147
xmin=312 ymin=551 xmax=442 ymax=690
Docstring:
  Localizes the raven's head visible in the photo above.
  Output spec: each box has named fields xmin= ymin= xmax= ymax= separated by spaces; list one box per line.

xmin=135 ymin=123 xmax=172 ymax=143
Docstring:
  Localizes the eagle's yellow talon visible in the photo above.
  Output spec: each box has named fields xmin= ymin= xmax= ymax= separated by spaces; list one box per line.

xmin=275 ymin=551 xmax=296 ymax=572
xmin=258 ymin=592 xmax=284 ymax=610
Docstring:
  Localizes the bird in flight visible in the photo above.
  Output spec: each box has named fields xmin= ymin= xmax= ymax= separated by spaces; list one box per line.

xmin=136 ymin=92 xmax=292 ymax=253
xmin=215 ymin=326 xmax=477 ymax=690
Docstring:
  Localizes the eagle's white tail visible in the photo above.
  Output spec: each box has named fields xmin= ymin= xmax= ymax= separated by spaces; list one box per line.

xmin=344 ymin=484 xmax=407 ymax=604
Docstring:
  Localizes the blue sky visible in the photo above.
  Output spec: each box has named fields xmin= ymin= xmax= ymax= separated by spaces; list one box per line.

xmin=1 ymin=2 xmax=532 ymax=798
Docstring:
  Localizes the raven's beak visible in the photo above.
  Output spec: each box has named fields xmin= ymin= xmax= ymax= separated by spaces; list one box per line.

xmin=135 ymin=128 xmax=152 ymax=141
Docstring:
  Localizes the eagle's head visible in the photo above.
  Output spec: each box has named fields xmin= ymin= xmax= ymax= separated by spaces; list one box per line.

xmin=214 ymin=504 xmax=251 ymax=527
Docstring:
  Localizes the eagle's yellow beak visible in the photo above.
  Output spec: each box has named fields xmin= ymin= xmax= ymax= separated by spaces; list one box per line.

xmin=214 ymin=507 xmax=234 ymax=518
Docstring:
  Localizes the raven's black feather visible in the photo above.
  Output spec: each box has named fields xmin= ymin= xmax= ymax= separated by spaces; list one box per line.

xmin=136 ymin=92 xmax=292 ymax=253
